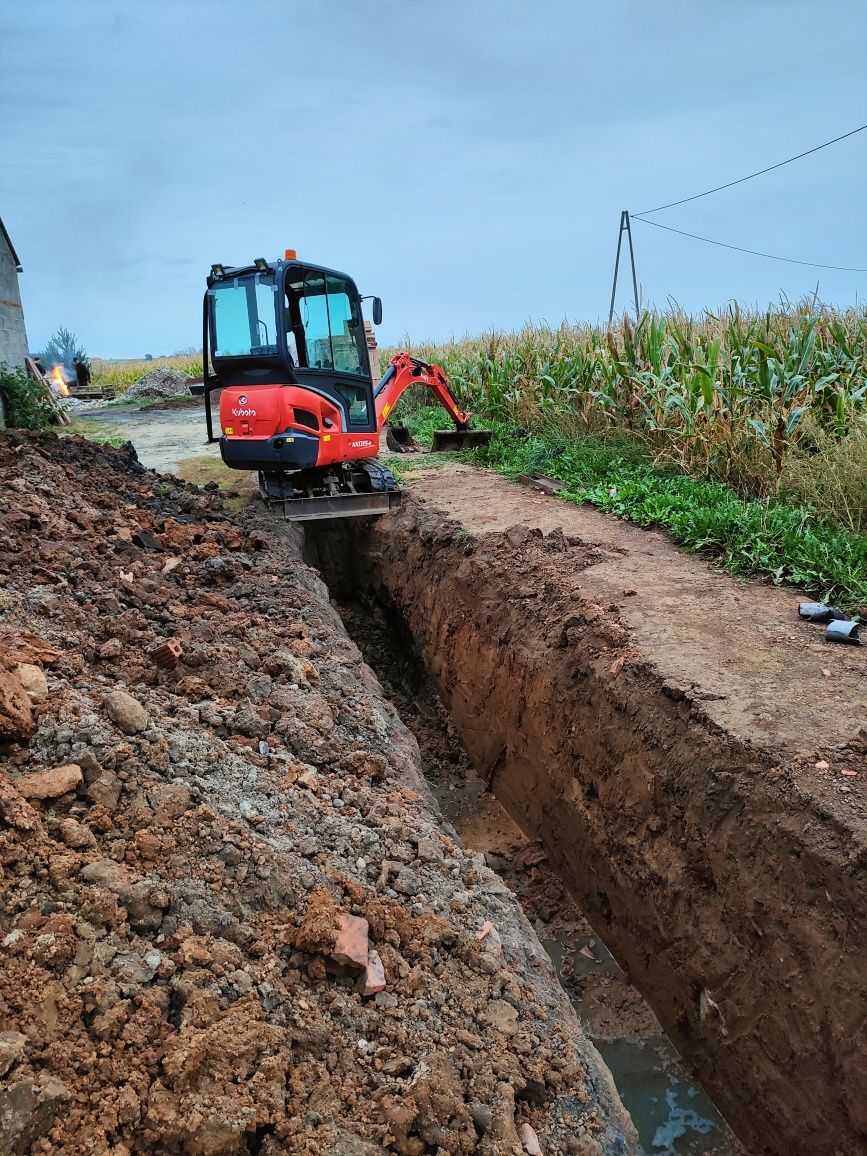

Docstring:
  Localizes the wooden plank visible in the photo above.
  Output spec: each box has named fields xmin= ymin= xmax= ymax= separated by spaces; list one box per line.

xmin=24 ymin=357 xmax=69 ymax=425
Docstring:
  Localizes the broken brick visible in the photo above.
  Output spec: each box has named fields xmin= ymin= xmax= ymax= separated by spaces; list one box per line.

xmin=332 ymin=913 xmax=369 ymax=972
xmin=357 ymin=948 xmax=386 ymax=997
xmin=150 ymin=639 xmax=184 ymax=670
xmin=15 ymin=764 xmax=82 ymax=800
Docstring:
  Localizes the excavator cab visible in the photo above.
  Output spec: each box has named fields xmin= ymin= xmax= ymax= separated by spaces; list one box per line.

xmin=204 ymin=256 xmax=380 ymax=464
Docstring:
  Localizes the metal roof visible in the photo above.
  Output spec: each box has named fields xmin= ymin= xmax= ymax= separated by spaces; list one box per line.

xmin=0 ymin=217 xmax=22 ymax=271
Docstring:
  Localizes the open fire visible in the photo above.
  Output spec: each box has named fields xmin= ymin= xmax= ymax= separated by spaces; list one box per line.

xmin=49 ymin=364 xmax=70 ymax=397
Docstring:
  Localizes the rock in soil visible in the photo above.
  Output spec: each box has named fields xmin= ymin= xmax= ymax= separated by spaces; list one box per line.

xmin=0 ymin=430 xmax=636 ymax=1155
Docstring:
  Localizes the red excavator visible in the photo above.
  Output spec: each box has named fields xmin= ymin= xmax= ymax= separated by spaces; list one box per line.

xmin=203 ymin=251 xmax=490 ymax=519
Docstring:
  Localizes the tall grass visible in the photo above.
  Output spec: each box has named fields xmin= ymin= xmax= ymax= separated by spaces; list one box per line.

xmin=385 ymin=300 xmax=867 ymax=530
xmin=91 ymin=354 xmax=201 ymax=391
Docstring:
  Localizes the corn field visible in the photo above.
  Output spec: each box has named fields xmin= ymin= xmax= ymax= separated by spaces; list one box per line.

xmin=91 ymin=355 xmax=202 ymax=390
xmin=384 ymin=302 xmax=867 ymax=527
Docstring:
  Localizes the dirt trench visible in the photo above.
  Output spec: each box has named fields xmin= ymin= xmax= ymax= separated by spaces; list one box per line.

xmin=0 ymin=431 xmax=642 ymax=1155
xmin=304 ymin=478 xmax=867 ymax=1156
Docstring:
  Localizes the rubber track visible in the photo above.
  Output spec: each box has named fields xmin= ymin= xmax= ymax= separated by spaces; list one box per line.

xmin=359 ymin=459 xmax=398 ymax=493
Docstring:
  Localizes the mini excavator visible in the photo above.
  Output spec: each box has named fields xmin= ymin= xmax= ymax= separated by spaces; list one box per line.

xmin=203 ymin=251 xmax=491 ymax=520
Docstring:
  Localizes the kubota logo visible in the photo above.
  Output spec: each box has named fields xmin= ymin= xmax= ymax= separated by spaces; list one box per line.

xmin=232 ymin=407 xmax=257 ymax=417
xmin=237 ymin=395 xmax=248 ymax=404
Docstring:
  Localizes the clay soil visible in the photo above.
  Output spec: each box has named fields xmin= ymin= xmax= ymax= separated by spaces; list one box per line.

xmin=0 ymin=433 xmax=637 ymax=1155
xmin=328 ymin=595 xmax=658 ymax=1046
xmin=350 ymin=462 xmax=867 ymax=1156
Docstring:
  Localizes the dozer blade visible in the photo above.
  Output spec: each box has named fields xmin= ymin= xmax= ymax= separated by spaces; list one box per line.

xmin=430 ymin=429 xmax=494 ymax=453
xmin=258 ymin=461 xmax=401 ymax=521
xmin=277 ymin=490 xmax=402 ymax=521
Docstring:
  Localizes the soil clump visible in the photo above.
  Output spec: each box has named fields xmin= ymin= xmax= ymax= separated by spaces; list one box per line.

xmin=0 ymin=431 xmax=636 ymax=1155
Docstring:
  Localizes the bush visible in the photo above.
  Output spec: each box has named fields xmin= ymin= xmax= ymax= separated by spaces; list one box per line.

xmin=0 ymin=364 xmax=56 ymax=431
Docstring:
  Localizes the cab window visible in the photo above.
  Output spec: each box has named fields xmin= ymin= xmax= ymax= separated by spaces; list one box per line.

xmin=285 ymin=269 xmax=369 ymax=378
xmin=211 ymin=275 xmax=278 ymax=357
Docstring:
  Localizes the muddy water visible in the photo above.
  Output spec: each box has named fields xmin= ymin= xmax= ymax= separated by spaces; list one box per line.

xmin=326 ymin=589 xmax=743 ymax=1156
xmin=542 ymin=938 xmax=738 ymax=1156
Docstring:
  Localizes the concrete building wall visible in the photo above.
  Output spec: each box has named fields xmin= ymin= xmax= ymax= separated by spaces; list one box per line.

xmin=0 ymin=228 xmax=29 ymax=371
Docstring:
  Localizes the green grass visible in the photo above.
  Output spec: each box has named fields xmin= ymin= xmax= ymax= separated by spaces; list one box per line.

xmin=381 ymin=301 xmax=867 ymax=530
xmin=392 ymin=403 xmax=867 ymax=612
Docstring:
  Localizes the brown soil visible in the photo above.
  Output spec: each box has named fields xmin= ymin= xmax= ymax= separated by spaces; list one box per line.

xmin=347 ymin=463 xmax=867 ymax=1156
xmin=330 ymin=596 xmax=658 ymax=1045
xmin=0 ymin=433 xmax=636 ymax=1155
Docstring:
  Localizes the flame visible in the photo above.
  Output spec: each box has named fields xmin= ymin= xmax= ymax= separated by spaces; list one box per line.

xmin=49 ymin=365 xmax=70 ymax=397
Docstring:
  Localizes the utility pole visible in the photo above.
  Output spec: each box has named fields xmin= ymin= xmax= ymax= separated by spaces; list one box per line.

xmin=608 ymin=210 xmax=640 ymax=325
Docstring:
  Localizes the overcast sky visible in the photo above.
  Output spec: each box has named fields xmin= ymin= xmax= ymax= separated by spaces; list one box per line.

xmin=2 ymin=0 xmax=865 ymax=358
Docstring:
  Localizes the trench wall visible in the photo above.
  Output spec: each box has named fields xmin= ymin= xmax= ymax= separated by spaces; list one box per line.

xmin=307 ymin=498 xmax=867 ymax=1156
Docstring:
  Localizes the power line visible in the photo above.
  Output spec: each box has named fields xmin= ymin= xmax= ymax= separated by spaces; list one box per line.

xmin=635 ymin=123 xmax=867 ymax=216
xmin=631 ymin=215 xmax=867 ymax=273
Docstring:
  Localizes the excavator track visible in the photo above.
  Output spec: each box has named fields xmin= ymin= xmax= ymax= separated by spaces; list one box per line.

xmin=358 ymin=459 xmax=398 ymax=493
xmin=258 ymin=459 xmax=400 ymax=522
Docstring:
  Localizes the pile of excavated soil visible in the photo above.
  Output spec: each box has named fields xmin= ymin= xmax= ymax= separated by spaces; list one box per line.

xmin=124 ymin=367 xmax=192 ymax=401
xmin=0 ymin=432 xmax=635 ymax=1155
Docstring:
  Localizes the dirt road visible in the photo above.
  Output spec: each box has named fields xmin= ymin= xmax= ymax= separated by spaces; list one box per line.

xmin=402 ymin=462 xmax=867 ymax=765
xmin=76 ymin=402 xmax=219 ymax=475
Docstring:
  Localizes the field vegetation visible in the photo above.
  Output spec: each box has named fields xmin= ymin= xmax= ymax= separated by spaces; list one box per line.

xmin=81 ymin=303 xmax=867 ymax=604
xmin=386 ymin=301 xmax=867 ymax=607
xmin=91 ymin=354 xmax=201 ymax=390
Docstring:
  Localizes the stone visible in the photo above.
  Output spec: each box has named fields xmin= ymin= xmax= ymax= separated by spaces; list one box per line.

xmin=0 ymin=669 xmax=35 ymax=742
xmin=113 ymin=951 xmax=159 ymax=984
xmin=357 ymin=949 xmax=386 ymax=997
xmin=76 ymin=750 xmax=103 ymax=783
xmin=566 ymin=1139 xmax=604 ymax=1156
xmin=59 ymin=817 xmax=97 ymax=849
xmin=15 ymin=764 xmax=82 ymax=800
xmin=104 ymin=690 xmax=149 ymax=735
xmin=393 ymin=867 xmax=420 ymax=896
xmin=476 ymin=921 xmax=503 ymax=957
xmin=0 ymin=781 xmax=41 ymax=833
xmin=482 ymin=999 xmax=520 ymax=1035
xmin=416 ymin=835 xmax=441 ymax=864
xmin=79 ymin=860 xmax=164 ymax=931
xmin=148 ymin=783 xmax=191 ymax=819
xmin=0 ymin=1074 xmax=70 ymax=1153
xmin=0 ymin=1032 xmax=26 ymax=1079
xmin=197 ymin=556 xmax=240 ymax=585
xmin=87 ymin=770 xmax=122 ymax=813
xmin=468 ymin=1102 xmax=493 ymax=1133
xmin=231 ymin=969 xmax=254 ymax=994
xmin=178 ymin=935 xmax=212 ymax=967
xmin=332 ymin=914 xmax=369 ymax=972
xmin=520 ymin=1122 xmax=543 ymax=1154
xmin=15 ymin=663 xmax=48 ymax=700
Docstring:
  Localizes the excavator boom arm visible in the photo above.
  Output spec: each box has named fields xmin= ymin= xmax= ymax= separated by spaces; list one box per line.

xmin=374 ymin=353 xmax=471 ymax=430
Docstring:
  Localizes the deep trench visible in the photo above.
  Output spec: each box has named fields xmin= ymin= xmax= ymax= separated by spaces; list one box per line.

xmin=304 ymin=524 xmax=744 ymax=1156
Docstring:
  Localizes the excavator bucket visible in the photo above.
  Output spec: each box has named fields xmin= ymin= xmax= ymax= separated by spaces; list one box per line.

xmin=430 ymin=429 xmax=494 ymax=453
xmin=384 ymin=423 xmax=421 ymax=453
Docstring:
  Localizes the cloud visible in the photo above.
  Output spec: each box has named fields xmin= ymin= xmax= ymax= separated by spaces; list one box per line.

xmin=3 ymin=0 xmax=865 ymax=356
